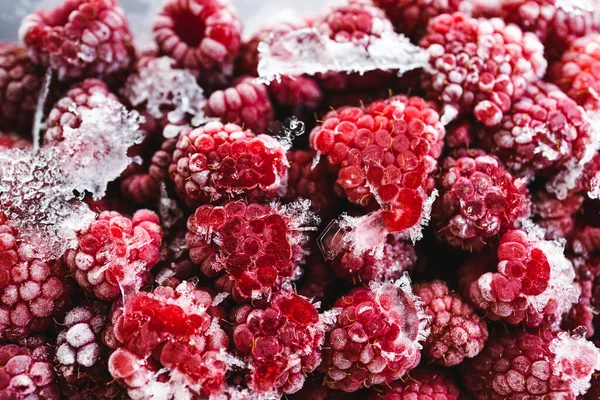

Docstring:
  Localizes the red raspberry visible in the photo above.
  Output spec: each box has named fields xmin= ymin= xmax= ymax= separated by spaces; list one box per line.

xmin=64 ymin=209 xmax=162 ymax=301
xmin=367 ymin=367 xmax=461 ymax=399
xmin=462 ymin=328 xmax=600 ymax=399
xmin=0 ymin=43 xmax=44 ymax=135
xmin=169 ymin=121 xmax=288 ymax=208
xmin=153 ymin=0 xmax=242 ymax=87
xmin=477 ymin=81 xmax=594 ymax=178
xmin=0 ymin=134 xmax=31 ymax=151
xmin=310 ymin=95 xmax=445 ymax=235
xmin=459 ymin=227 xmax=578 ymax=327
xmin=532 ymin=190 xmax=583 ymax=241
xmin=186 ymin=200 xmax=314 ymax=302
xmin=19 ymin=0 xmax=134 ymax=82
xmin=433 ymin=150 xmax=530 ymax=250
xmin=205 ymin=76 xmax=274 ymax=134
xmin=320 ymin=277 xmax=429 ymax=392
xmin=420 ymin=13 xmax=547 ymax=127
xmin=0 ymin=343 xmax=59 ymax=399
xmin=0 ymin=213 xmax=73 ymax=342
xmin=44 ymin=78 xmax=120 ymax=145
xmin=445 ymin=119 xmax=476 ymax=149
xmin=413 ymin=280 xmax=488 ymax=367
xmin=232 ymin=290 xmax=327 ymax=394
xmin=107 ymin=281 xmax=229 ymax=399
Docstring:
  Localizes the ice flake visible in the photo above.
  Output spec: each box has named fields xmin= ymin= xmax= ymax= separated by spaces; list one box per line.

xmin=32 ymin=68 xmax=52 ymax=151
xmin=441 ymin=105 xmax=459 ymax=126
xmin=256 ymin=28 xmax=429 ymax=83
xmin=212 ymin=292 xmax=230 ymax=307
xmin=401 ymin=189 xmax=438 ymax=244
xmin=158 ymin=182 xmax=184 ymax=229
xmin=556 ymin=0 xmax=596 ymax=14
xmin=217 ymin=348 xmax=246 ymax=370
xmin=267 ymin=116 xmax=306 ymax=150
xmin=549 ymin=331 xmax=600 ymax=396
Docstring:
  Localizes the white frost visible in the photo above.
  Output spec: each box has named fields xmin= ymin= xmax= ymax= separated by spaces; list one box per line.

xmin=556 ymin=0 xmax=596 ymax=14
xmin=549 ymin=331 xmax=600 ymax=396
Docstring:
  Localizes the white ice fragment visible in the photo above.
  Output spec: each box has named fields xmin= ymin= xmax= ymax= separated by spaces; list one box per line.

xmin=402 ymin=189 xmax=438 ymax=245
xmin=217 ymin=348 xmax=246 ymax=370
xmin=441 ymin=105 xmax=459 ymax=126
xmin=549 ymin=331 xmax=600 ymax=396
xmin=212 ymin=292 xmax=229 ymax=307
xmin=267 ymin=116 xmax=306 ymax=150
xmin=556 ymin=0 xmax=596 ymax=14
xmin=256 ymin=28 xmax=429 ymax=83
xmin=158 ymin=182 xmax=184 ymax=229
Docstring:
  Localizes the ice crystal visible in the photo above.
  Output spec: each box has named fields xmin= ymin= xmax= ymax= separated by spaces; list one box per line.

xmin=549 ymin=331 xmax=600 ymax=396
xmin=267 ymin=116 xmax=306 ymax=150
xmin=555 ymin=0 xmax=596 ymax=14
xmin=32 ymin=68 xmax=52 ymax=151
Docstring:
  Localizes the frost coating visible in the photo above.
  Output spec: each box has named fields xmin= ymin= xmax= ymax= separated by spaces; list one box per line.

xmin=555 ymin=0 xmax=596 ymax=14
xmin=549 ymin=331 xmax=600 ymax=396
xmin=256 ymin=28 xmax=429 ymax=83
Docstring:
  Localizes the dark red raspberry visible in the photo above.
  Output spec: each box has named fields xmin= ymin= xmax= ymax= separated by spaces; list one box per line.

xmin=19 ymin=0 xmax=134 ymax=81
xmin=268 ymin=76 xmax=323 ymax=111
xmin=445 ymin=119 xmax=476 ymax=150
xmin=107 ymin=281 xmax=230 ymax=399
xmin=232 ymin=290 xmax=327 ymax=394
xmin=462 ymin=327 xmax=600 ymax=399
xmin=367 ymin=367 xmax=461 ymax=399
xmin=44 ymin=78 xmax=120 ymax=144
xmin=153 ymin=0 xmax=242 ymax=87
xmin=0 ymin=134 xmax=31 ymax=151
xmin=433 ymin=150 xmax=530 ymax=250
xmin=205 ymin=76 xmax=274 ymax=134
xmin=186 ymin=200 xmax=314 ymax=302
xmin=413 ymin=280 xmax=488 ymax=367
xmin=0 ymin=43 xmax=44 ymax=135
xmin=320 ymin=277 xmax=428 ymax=392
xmin=420 ymin=12 xmax=547 ymax=127
xmin=290 ymin=379 xmax=362 ymax=399
xmin=169 ymin=121 xmax=288 ymax=208
xmin=0 ymin=343 xmax=59 ymax=399
xmin=459 ymin=227 xmax=577 ymax=327
xmin=64 ymin=209 xmax=162 ymax=301
xmin=532 ymin=190 xmax=582 ymax=241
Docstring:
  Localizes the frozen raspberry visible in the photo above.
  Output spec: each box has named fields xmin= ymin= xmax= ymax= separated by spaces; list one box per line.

xmin=268 ymin=76 xmax=323 ymax=111
xmin=320 ymin=276 xmax=428 ymax=392
xmin=433 ymin=150 xmax=529 ymax=250
xmin=445 ymin=119 xmax=476 ymax=149
xmin=459 ymin=227 xmax=578 ymax=327
xmin=153 ymin=0 xmax=242 ymax=87
xmin=420 ymin=13 xmax=547 ymax=127
xmin=0 ymin=343 xmax=59 ymax=399
xmin=290 ymin=379 xmax=361 ymax=399
xmin=0 ymin=43 xmax=44 ymax=135
xmin=310 ymin=95 xmax=445 ymax=234
xmin=64 ymin=209 xmax=162 ymax=301
xmin=107 ymin=281 xmax=229 ymax=399
xmin=205 ymin=76 xmax=274 ymax=134
xmin=367 ymin=367 xmax=461 ymax=399
xmin=232 ymin=290 xmax=326 ymax=394
xmin=477 ymin=81 xmax=594 ymax=177
xmin=462 ymin=328 xmax=600 ymax=399
xmin=44 ymin=78 xmax=120 ymax=144
xmin=186 ymin=200 xmax=315 ymax=302
xmin=413 ymin=280 xmax=488 ymax=366
xmin=532 ymin=190 xmax=582 ymax=241
xmin=499 ymin=0 xmax=600 ymax=58
xmin=19 ymin=0 xmax=134 ymax=81
xmin=0 ymin=134 xmax=31 ymax=152
xmin=169 ymin=121 xmax=288 ymax=208
xmin=374 ymin=0 xmax=468 ymax=39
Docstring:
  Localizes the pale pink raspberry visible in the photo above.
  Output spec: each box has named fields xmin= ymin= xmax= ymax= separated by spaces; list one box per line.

xmin=0 ymin=343 xmax=59 ymax=399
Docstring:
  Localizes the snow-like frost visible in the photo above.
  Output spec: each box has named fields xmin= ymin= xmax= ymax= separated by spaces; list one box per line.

xmin=256 ymin=28 xmax=429 ymax=83
xmin=549 ymin=331 xmax=600 ymax=396
xmin=555 ymin=0 xmax=596 ymax=14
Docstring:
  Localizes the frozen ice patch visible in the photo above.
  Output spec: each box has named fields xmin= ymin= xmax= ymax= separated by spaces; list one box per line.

xmin=549 ymin=331 xmax=600 ymax=396
xmin=556 ymin=0 xmax=596 ymax=14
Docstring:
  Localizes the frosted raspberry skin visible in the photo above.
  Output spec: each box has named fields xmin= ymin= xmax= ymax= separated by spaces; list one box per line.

xmin=169 ymin=121 xmax=288 ymax=208
xmin=19 ymin=0 xmax=134 ymax=82
xmin=0 ymin=343 xmax=59 ymax=399
xmin=320 ymin=283 xmax=426 ymax=392
xmin=0 ymin=134 xmax=31 ymax=152
xmin=205 ymin=76 xmax=274 ymax=134
xmin=367 ymin=367 xmax=461 ymax=399
xmin=186 ymin=201 xmax=308 ymax=302
xmin=232 ymin=290 xmax=325 ymax=394
xmin=445 ymin=120 xmax=477 ymax=150
xmin=64 ymin=210 xmax=162 ymax=301
xmin=413 ymin=280 xmax=488 ymax=367
xmin=532 ymin=190 xmax=582 ymax=241
xmin=420 ymin=13 xmax=547 ymax=127
xmin=0 ymin=43 xmax=44 ymax=135
xmin=433 ymin=151 xmax=529 ymax=250
xmin=153 ymin=0 xmax=242 ymax=87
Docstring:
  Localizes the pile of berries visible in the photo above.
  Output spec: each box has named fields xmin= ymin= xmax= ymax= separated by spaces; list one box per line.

xmin=2 ymin=0 xmax=600 ymax=398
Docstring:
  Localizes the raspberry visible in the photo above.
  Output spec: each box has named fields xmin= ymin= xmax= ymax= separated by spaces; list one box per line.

xmin=268 ymin=76 xmax=323 ymax=111
xmin=19 ymin=0 xmax=134 ymax=81
xmin=420 ymin=13 xmax=547 ymax=127
xmin=64 ymin=209 xmax=162 ymax=301
xmin=445 ymin=119 xmax=476 ymax=150
xmin=413 ymin=280 xmax=487 ymax=367
xmin=44 ymin=78 xmax=120 ymax=144
xmin=0 ymin=43 xmax=44 ymax=135
xmin=367 ymin=367 xmax=461 ymax=399
xmin=205 ymin=76 xmax=274 ymax=134
xmin=320 ymin=277 xmax=428 ymax=392
xmin=459 ymin=227 xmax=578 ymax=327
xmin=0 ymin=134 xmax=31 ymax=152
xmin=153 ymin=0 xmax=242 ymax=87
xmin=186 ymin=200 xmax=314 ymax=302
xmin=309 ymin=95 xmax=445 ymax=234
xmin=232 ymin=290 xmax=326 ymax=394
xmin=532 ymin=190 xmax=582 ymax=241
xmin=0 ymin=343 xmax=59 ymax=399
xmin=107 ymin=282 xmax=229 ymax=398
xmin=462 ymin=328 xmax=600 ymax=399
xmin=433 ymin=150 xmax=530 ymax=250
xmin=477 ymin=81 xmax=593 ymax=177
xmin=169 ymin=121 xmax=288 ymax=208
